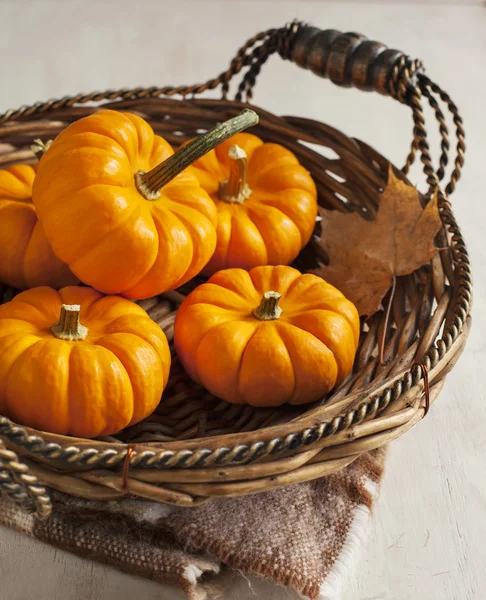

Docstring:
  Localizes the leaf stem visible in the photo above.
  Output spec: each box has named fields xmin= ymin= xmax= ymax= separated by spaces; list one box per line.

xmin=379 ymin=276 xmax=396 ymax=366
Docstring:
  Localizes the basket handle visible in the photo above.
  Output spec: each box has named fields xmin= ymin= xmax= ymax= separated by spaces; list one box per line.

xmin=283 ymin=25 xmax=410 ymax=96
xmin=221 ymin=22 xmax=465 ymax=197
xmin=0 ymin=22 xmax=464 ymax=197
xmin=0 ymin=438 xmax=52 ymax=519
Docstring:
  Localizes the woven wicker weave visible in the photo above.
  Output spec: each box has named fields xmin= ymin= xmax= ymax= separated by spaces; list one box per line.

xmin=0 ymin=22 xmax=471 ymax=517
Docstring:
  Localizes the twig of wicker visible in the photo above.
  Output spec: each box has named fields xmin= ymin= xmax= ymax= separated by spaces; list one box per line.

xmin=0 ymin=22 xmax=471 ymax=516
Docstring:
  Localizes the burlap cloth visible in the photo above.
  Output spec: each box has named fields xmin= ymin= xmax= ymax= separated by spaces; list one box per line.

xmin=0 ymin=448 xmax=385 ymax=600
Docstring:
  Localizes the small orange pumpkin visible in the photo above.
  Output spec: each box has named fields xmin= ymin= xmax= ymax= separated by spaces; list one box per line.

xmin=174 ymin=265 xmax=360 ymax=407
xmin=33 ymin=109 xmax=258 ymax=299
xmin=190 ymin=133 xmax=318 ymax=274
xmin=0 ymin=286 xmax=170 ymax=437
xmin=0 ymin=164 xmax=77 ymax=290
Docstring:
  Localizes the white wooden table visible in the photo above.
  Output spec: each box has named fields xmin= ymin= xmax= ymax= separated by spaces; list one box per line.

xmin=0 ymin=1 xmax=484 ymax=599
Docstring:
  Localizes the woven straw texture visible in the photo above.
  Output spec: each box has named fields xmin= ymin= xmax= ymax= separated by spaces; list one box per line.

xmin=0 ymin=22 xmax=471 ymax=517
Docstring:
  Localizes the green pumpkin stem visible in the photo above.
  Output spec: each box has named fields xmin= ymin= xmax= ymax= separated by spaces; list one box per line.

xmin=135 ymin=109 xmax=259 ymax=201
xmin=219 ymin=144 xmax=252 ymax=204
xmin=253 ymin=291 xmax=282 ymax=321
xmin=31 ymin=139 xmax=53 ymax=160
xmin=51 ymin=304 xmax=88 ymax=341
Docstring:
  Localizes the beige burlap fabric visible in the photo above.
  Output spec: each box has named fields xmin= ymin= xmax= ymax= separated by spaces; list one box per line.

xmin=0 ymin=448 xmax=385 ymax=600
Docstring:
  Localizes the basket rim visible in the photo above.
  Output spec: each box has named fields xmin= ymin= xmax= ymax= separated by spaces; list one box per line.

xmin=0 ymin=96 xmax=473 ymax=472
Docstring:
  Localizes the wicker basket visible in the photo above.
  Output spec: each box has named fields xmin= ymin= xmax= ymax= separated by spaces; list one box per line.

xmin=0 ymin=22 xmax=472 ymax=518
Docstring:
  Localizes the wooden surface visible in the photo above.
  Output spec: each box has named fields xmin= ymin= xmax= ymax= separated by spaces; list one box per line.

xmin=0 ymin=1 xmax=485 ymax=599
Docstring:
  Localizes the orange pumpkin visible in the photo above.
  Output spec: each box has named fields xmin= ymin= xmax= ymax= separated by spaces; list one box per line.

xmin=0 ymin=286 xmax=170 ymax=437
xmin=190 ymin=133 xmax=318 ymax=274
xmin=174 ymin=265 xmax=360 ymax=406
xmin=0 ymin=164 xmax=77 ymax=290
xmin=33 ymin=109 xmax=258 ymax=300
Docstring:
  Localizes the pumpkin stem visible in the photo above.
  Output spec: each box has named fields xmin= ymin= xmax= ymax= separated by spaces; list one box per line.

xmin=219 ymin=145 xmax=252 ymax=204
xmin=135 ymin=109 xmax=259 ymax=201
xmin=31 ymin=139 xmax=53 ymax=160
xmin=51 ymin=304 xmax=88 ymax=341
xmin=253 ymin=291 xmax=282 ymax=321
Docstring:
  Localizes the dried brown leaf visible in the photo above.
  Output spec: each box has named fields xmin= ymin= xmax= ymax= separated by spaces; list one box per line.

xmin=314 ymin=168 xmax=442 ymax=316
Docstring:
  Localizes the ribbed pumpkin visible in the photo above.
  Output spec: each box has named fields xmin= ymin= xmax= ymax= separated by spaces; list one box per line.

xmin=190 ymin=132 xmax=318 ymax=274
xmin=0 ymin=286 xmax=170 ymax=438
xmin=174 ymin=265 xmax=360 ymax=406
xmin=32 ymin=109 xmax=258 ymax=299
xmin=0 ymin=164 xmax=76 ymax=290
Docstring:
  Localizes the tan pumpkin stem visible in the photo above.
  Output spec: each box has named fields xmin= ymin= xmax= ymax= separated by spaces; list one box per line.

xmin=219 ymin=145 xmax=252 ymax=204
xmin=31 ymin=139 xmax=53 ymax=160
xmin=135 ymin=109 xmax=259 ymax=201
xmin=253 ymin=291 xmax=282 ymax=321
xmin=51 ymin=304 xmax=88 ymax=341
